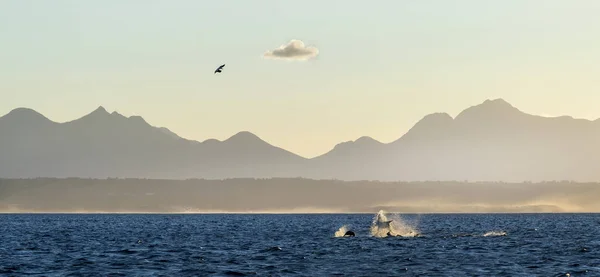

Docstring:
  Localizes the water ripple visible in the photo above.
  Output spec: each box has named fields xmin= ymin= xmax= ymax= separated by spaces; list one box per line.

xmin=0 ymin=213 xmax=599 ymax=276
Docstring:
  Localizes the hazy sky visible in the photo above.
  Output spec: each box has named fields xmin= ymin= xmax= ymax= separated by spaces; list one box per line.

xmin=1 ymin=0 xmax=599 ymax=158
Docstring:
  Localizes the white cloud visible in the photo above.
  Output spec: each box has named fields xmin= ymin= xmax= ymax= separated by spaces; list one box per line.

xmin=263 ymin=39 xmax=319 ymax=61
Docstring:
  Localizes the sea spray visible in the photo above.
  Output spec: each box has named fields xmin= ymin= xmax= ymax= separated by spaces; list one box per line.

xmin=370 ymin=210 xmax=419 ymax=238
xmin=334 ymin=225 xmax=351 ymax=237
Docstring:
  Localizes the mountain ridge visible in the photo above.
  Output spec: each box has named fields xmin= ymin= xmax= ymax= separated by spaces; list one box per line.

xmin=3 ymin=99 xmax=599 ymax=156
xmin=2 ymin=98 xmax=600 ymax=181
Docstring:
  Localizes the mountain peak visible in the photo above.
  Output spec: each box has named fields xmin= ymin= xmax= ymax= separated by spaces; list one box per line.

xmin=128 ymin=115 xmax=148 ymax=125
xmin=484 ymin=98 xmax=509 ymax=104
xmin=4 ymin=107 xmax=43 ymax=116
xmin=224 ymin=131 xmax=264 ymax=144
xmin=67 ymin=106 xmax=112 ymax=124
xmin=455 ymin=98 xmax=522 ymax=121
xmin=0 ymin=107 xmax=53 ymax=124
xmin=352 ymin=136 xmax=384 ymax=147
xmin=477 ymin=98 xmax=515 ymax=109
xmin=330 ymin=136 xmax=383 ymax=152
xmin=397 ymin=112 xmax=453 ymax=142
xmin=422 ymin=112 xmax=453 ymax=122
xmin=355 ymin=136 xmax=380 ymax=144
xmin=92 ymin=106 xmax=109 ymax=114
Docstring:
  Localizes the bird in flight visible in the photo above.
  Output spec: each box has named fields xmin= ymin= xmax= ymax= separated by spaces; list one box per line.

xmin=214 ymin=64 xmax=225 ymax=74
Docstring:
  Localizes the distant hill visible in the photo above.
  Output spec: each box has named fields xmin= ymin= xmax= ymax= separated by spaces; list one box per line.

xmin=308 ymin=99 xmax=600 ymax=181
xmin=1 ymin=99 xmax=599 ymax=181
xmin=0 ymin=106 xmax=305 ymax=179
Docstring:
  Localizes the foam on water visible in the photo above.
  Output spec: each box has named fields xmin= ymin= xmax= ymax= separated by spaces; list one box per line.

xmin=483 ymin=230 xmax=507 ymax=237
xmin=370 ymin=210 xmax=419 ymax=238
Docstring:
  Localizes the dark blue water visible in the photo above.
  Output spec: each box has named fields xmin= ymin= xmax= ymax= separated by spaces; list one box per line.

xmin=0 ymin=213 xmax=598 ymax=276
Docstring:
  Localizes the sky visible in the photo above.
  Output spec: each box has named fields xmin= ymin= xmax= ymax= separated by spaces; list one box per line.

xmin=1 ymin=0 xmax=600 ymax=158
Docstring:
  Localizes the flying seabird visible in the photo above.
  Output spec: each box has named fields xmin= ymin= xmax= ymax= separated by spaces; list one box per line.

xmin=214 ymin=64 xmax=225 ymax=74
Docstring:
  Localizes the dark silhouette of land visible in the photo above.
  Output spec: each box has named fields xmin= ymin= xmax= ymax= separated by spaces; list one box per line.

xmin=1 ymin=99 xmax=600 ymax=182
xmin=1 ymin=178 xmax=598 ymax=213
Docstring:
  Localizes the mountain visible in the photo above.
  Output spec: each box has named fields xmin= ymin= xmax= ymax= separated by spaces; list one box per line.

xmin=1 ymin=99 xmax=600 ymax=181
xmin=0 ymin=106 xmax=306 ymax=179
xmin=306 ymin=99 xmax=600 ymax=181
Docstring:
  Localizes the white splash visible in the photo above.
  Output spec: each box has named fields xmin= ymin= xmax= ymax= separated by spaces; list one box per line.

xmin=483 ymin=231 xmax=507 ymax=237
xmin=334 ymin=225 xmax=351 ymax=237
xmin=370 ymin=210 xmax=419 ymax=238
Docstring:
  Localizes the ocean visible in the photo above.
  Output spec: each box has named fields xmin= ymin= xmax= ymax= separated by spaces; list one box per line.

xmin=0 ymin=212 xmax=598 ymax=276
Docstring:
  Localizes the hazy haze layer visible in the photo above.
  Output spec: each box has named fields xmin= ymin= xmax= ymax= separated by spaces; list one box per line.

xmin=1 ymin=178 xmax=599 ymax=213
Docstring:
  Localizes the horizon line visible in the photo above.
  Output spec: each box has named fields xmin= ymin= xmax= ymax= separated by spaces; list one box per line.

xmin=0 ymin=177 xmax=592 ymax=184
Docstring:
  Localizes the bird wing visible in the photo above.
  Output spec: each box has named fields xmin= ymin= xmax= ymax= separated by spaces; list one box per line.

xmin=214 ymin=64 xmax=225 ymax=74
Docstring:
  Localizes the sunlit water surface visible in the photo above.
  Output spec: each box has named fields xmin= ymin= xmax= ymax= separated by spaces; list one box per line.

xmin=1 ymin=213 xmax=598 ymax=276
